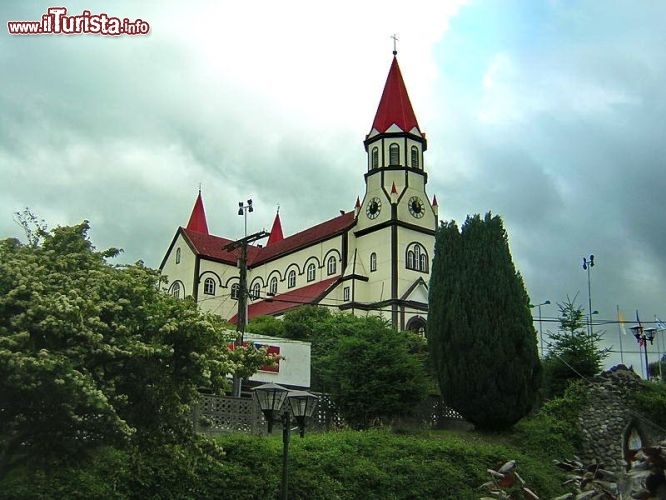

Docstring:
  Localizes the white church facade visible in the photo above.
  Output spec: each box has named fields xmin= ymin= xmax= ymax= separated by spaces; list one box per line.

xmin=160 ymin=53 xmax=438 ymax=333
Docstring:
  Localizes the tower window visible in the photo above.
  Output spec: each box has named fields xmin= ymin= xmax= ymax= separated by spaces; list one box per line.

xmin=343 ymin=286 xmax=350 ymax=302
xmin=231 ymin=283 xmax=240 ymax=300
xmin=411 ymin=146 xmax=420 ymax=169
xmin=251 ymin=282 xmax=261 ymax=300
xmin=307 ymin=263 xmax=316 ymax=282
xmin=203 ymin=277 xmax=215 ymax=295
xmin=327 ymin=256 xmax=337 ymax=275
xmin=288 ymin=270 xmax=296 ymax=288
xmin=389 ymin=143 xmax=400 ymax=165
xmin=175 ymin=247 xmax=181 ymax=264
xmin=269 ymin=277 xmax=278 ymax=295
xmin=406 ymin=243 xmax=429 ymax=273
xmin=371 ymin=147 xmax=379 ymax=169
xmin=370 ymin=252 xmax=377 ymax=272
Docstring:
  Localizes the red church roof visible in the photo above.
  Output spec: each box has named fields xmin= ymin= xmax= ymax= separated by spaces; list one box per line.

xmin=229 ymin=276 xmax=340 ymax=323
xmin=186 ymin=191 xmax=209 ymax=235
xmin=267 ymin=211 xmax=284 ymax=246
xmin=179 ymin=210 xmax=355 ymax=267
xmin=370 ymin=56 xmax=420 ymax=134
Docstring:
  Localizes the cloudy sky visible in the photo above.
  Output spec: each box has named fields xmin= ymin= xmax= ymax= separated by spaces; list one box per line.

xmin=2 ymin=1 xmax=665 ymax=372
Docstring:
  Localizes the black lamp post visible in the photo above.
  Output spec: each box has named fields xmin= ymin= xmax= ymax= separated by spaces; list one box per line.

xmin=630 ymin=325 xmax=657 ymax=379
xmin=252 ymin=383 xmax=319 ymax=500
xmin=582 ymin=255 xmax=595 ymax=337
xmin=530 ymin=300 xmax=550 ymax=357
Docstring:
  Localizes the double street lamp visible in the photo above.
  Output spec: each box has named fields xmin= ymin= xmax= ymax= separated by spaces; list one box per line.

xmin=630 ymin=325 xmax=657 ymax=380
xmin=252 ymin=383 xmax=319 ymax=500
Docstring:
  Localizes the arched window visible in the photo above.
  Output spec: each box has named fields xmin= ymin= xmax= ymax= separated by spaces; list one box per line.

xmin=407 ymin=250 xmax=415 ymax=270
xmin=411 ymin=146 xmax=419 ymax=169
xmin=171 ymin=282 xmax=181 ymax=298
xmin=406 ymin=243 xmax=429 ymax=272
xmin=327 ymin=256 xmax=337 ymax=275
xmin=203 ymin=277 xmax=215 ymax=295
xmin=231 ymin=283 xmax=240 ymax=300
xmin=175 ymin=247 xmax=181 ymax=264
xmin=288 ymin=270 xmax=296 ymax=288
xmin=371 ymin=147 xmax=379 ymax=169
xmin=419 ymin=253 xmax=428 ymax=273
xmin=307 ymin=263 xmax=316 ymax=282
xmin=252 ymin=282 xmax=261 ymax=300
xmin=406 ymin=316 xmax=427 ymax=336
xmin=269 ymin=277 xmax=278 ymax=295
xmin=389 ymin=143 xmax=400 ymax=165
xmin=370 ymin=252 xmax=377 ymax=272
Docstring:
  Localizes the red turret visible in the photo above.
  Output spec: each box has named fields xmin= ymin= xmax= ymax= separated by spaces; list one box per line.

xmin=370 ymin=56 xmax=421 ymax=135
xmin=186 ymin=190 xmax=209 ymax=235
xmin=267 ymin=210 xmax=284 ymax=246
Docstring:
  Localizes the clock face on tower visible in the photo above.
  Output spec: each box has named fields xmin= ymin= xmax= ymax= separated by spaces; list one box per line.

xmin=366 ymin=197 xmax=382 ymax=219
xmin=408 ymin=196 xmax=425 ymax=218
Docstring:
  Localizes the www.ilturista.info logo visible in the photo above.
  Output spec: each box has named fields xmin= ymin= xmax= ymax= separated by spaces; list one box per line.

xmin=7 ymin=7 xmax=150 ymax=36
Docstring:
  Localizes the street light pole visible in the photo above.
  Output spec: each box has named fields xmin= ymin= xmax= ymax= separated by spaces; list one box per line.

xmin=582 ymin=255 xmax=595 ymax=337
xmin=530 ymin=300 xmax=551 ymax=357
xmin=252 ymin=384 xmax=319 ymax=500
xmin=630 ymin=324 xmax=656 ymax=380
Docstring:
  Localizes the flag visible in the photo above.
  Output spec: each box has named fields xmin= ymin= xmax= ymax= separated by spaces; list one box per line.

xmin=617 ymin=308 xmax=627 ymax=335
xmin=656 ymin=316 xmax=666 ymax=331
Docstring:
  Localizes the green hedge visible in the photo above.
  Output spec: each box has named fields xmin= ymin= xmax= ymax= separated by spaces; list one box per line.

xmin=1 ymin=429 xmax=568 ymax=499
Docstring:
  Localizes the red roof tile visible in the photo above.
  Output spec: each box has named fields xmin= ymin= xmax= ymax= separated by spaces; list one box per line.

xmin=181 ymin=211 xmax=355 ymax=266
xmin=186 ymin=191 xmax=209 ymax=235
xmin=251 ymin=211 xmax=355 ymax=265
xmin=229 ymin=276 xmax=340 ymax=323
xmin=370 ymin=56 xmax=420 ymax=134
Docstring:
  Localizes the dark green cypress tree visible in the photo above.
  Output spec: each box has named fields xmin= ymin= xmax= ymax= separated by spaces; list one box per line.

xmin=427 ymin=213 xmax=541 ymax=430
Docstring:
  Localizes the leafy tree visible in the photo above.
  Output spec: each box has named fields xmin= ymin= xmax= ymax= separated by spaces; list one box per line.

xmin=0 ymin=219 xmax=271 ymax=476
xmin=542 ymin=297 xmax=609 ymax=399
xmin=255 ymin=306 xmax=430 ymax=426
xmin=247 ymin=314 xmax=286 ymax=338
xmin=319 ymin=317 xmax=428 ymax=429
xmin=427 ymin=213 xmax=541 ymax=431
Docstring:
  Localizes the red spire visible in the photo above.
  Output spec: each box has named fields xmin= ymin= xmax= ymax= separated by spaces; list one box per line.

xmin=186 ymin=190 xmax=209 ymax=235
xmin=355 ymin=196 xmax=361 ymax=209
xmin=391 ymin=182 xmax=397 ymax=194
xmin=370 ymin=56 xmax=420 ymax=134
xmin=432 ymin=195 xmax=438 ymax=207
xmin=267 ymin=210 xmax=284 ymax=246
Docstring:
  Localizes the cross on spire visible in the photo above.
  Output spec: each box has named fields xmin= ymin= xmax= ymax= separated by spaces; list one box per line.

xmin=391 ymin=33 xmax=399 ymax=55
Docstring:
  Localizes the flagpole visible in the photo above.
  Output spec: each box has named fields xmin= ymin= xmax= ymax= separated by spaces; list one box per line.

xmin=617 ymin=305 xmax=624 ymax=364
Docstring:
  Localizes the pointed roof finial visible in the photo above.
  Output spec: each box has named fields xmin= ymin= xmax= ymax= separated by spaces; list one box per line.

xmin=432 ymin=195 xmax=438 ymax=207
xmin=186 ymin=190 xmax=209 ymax=235
xmin=355 ymin=196 xmax=361 ymax=209
xmin=391 ymin=33 xmax=399 ymax=56
xmin=267 ymin=207 xmax=284 ymax=246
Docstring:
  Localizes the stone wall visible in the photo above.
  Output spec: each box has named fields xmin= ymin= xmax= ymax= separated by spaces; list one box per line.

xmin=577 ymin=366 xmax=664 ymax=471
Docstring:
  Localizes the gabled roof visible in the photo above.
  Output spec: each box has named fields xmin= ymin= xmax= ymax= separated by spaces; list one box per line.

xmin=254 ymin=211 xmax=355 ymax=265
xmin=370 ymin=56 xmax=420 ymax=135
xmin=229 ymin=276 xmax=340 ymax=323
xmin=267 ymin=211 xmax=284 ymax=246
xmin=186 ymin=191 xmax=209 ymax=235
xmin=179 ymin=211 xmax=356 ymax=266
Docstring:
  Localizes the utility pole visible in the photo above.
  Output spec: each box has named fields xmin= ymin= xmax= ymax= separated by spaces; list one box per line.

xmin=224 ymin=229 xmax=269 ymax=397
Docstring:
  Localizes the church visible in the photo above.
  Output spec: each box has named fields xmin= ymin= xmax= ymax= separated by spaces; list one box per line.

xmin=159 ymin=52 xmax=438 ymax=333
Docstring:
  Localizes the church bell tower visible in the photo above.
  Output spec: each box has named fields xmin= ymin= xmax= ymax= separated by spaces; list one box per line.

xmin=352 ymin=50 xmax=437 ymax=330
